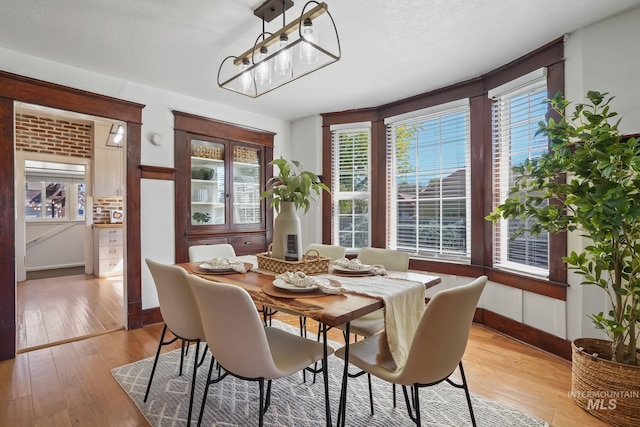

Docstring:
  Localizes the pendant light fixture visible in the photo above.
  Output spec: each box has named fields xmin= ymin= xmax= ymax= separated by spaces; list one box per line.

xmin=217 ymin=1 xmax=341 ymax=98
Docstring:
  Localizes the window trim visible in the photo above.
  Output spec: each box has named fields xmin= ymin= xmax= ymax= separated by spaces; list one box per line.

xmin=322 ymin=38 xmax=566 ymax=300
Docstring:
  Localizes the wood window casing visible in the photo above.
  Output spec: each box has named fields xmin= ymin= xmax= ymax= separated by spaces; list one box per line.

xmin=322 ymin=38 xmax=567 ymax=300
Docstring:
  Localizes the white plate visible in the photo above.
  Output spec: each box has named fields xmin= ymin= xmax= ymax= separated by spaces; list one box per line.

xmin=332 ymin=265 xmax=373 ymax=274
xmin=272 ymin=278 xmax=326 ymax=292
xmin=199 ymin=262 xmax=235 ymax=272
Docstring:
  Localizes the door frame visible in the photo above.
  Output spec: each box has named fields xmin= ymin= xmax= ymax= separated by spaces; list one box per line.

xmin=0 ymin=70 xmax=144 ymax=360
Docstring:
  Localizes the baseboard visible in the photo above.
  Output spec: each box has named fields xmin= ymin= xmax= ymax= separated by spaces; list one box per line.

xmin=143 ymin=306 xmax=163 ymax=326
xmin=480 ymin=308 xmax=572 ymax=361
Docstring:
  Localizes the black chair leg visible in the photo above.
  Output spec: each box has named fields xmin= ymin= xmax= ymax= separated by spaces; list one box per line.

xmin=458 ymin=362 xmax=477 ymax=427
xmin=144 ymin=324 xmax=167 ymax=402
xmin=393 ymin=383 xmax=397 ymax=407
xmin=367 ymin=373 xmax=374 ymax=415
xmin=186 ymin=340 xmax=200 ymax=427
xmin=197 ymin=357 xmax=216 ymax=427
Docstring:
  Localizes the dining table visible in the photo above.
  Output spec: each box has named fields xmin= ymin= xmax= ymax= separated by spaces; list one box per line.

xmin=177 ymin=255 xmax=441 ymax=426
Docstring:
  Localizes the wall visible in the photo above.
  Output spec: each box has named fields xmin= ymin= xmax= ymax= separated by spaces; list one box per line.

xmin=290 ymin=7 xmax=640 ymax=343
xmin=564 ymin=6 xmax=640 ymax=342
xmin=1 ymin=47 xmax=291 ymax=310
xmin=25 ymin=222 xmax=85 ymax=270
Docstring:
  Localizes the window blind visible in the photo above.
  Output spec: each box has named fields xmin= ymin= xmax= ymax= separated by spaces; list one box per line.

xmin=330 ymin=125 xmax=371 ymax=249
xmin=491 ymin=76 xmax=549 ymax=276
xmin=386 ymin=103 xmax=471 ymax=260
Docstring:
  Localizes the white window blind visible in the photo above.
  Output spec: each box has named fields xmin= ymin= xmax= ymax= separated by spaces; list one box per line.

xmin=385 ymin=102 xmax=471 ymax=260
xmin=330 ymin=125 xmax=371 ymax=249
xmin=491 ymin=74 xmax=549 ymax=276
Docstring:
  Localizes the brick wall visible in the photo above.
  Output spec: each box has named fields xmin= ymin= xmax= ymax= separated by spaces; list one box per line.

xmin=15 ymin=113 xmax=92 ymax=158
xmin=93 ymin=197 xmax=124 ymax=224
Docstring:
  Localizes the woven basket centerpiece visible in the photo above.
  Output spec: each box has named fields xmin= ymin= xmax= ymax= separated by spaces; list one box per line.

xmin=257 ymin=248 xmax=330 ymax=275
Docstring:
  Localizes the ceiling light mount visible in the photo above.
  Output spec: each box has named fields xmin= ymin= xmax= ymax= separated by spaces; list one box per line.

xmin=217 ymin=1 xmax=341 ymax=98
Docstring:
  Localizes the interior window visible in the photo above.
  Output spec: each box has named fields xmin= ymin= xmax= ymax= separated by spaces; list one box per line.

xmin=24 ymin=160 xmax=85 ymax=221
xmin=490 ymin=70 xmax=549 ymax=276
xmin=385 ymin=100 xmax=471 ymax=261
xmin=331 ymin=124 xmax=371 ymax=250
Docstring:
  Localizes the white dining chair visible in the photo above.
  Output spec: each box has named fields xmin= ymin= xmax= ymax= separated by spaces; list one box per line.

xmin=335 ymin=275 xmax=487 ymax=427
xmin=340 ymin=247 xmax=410 ymax=337
xmin=187 ymin=274 xmax=333 ymax=427
xmin=145 ymin=259 xmax=207 ymax=427
xmin=306 ymin=243 xmax=346 ymax=260
xmin=188 ymin=243 xmax=236 ymax=262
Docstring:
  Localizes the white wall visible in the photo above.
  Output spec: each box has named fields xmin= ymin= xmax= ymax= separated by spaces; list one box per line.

xmin=563 ymin=6 xmax=640 ymax=341
xmin=1 ymin=47 xmax=291 ymax=310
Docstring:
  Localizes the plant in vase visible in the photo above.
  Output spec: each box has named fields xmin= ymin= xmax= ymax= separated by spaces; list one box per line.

xmin=261 ymin=157 xmax=329 ymax=260
xmin=192 ymin=212 xmax=211 ymax=225
xmin=486 ymin=91 xmax=640 ymax=425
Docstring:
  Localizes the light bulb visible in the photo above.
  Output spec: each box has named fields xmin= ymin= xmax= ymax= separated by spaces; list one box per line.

xmin=300 ymin=18 xmax=319 ymax=64
xmin=274 ymin=34 xmax=292 ymax=76
xmin=255 ymin=46 xmax=271 ymax=85
xmin=239 ymin=58 xmax=252 ymax=94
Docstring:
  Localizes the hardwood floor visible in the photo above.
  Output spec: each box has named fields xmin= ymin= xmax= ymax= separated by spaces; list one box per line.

xmin=1 ymin=310 xmax=608 ymax=426
xmin=16 ymin=274 xmax=125 ymax=352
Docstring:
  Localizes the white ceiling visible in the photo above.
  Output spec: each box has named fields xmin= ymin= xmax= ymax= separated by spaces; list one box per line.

xmin=1 ymin=0 xmax=639 ymax=122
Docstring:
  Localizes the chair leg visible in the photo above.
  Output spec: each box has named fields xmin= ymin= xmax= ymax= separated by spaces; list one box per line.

xmin=186 ymin=340 xmax=200 ymax=427
xmin=144 ymin=324 xmax=167 ymax=402
xmin=458 ymin=362 xmax=477 ymax=427
xmin=197 ymin=357 xmax=216 ymax=427
xmin=393 ymin=383 xmax=397 ymax=407
xmin=179 ymin=339 xmax=186 ymax=376
xmin=258 ymin=378 xmax=271 ymax=427
xmin=367 ymin=373 xmax=374 ymax=415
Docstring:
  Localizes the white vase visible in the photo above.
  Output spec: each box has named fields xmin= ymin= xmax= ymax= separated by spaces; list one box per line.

xmin=271 ymin=201 xmax=302 ymax=261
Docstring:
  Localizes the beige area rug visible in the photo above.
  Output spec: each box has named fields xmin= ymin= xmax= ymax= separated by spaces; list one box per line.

xmin=112 ymin=321 xmax=548 ymax=426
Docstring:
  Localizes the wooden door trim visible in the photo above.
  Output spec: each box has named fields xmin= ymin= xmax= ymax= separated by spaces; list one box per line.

xmin=0 ymin=70 xmax=144 ymax=360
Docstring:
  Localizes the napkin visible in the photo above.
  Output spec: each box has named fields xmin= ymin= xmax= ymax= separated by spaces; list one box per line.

xmin=333 ymin=258 xmax=386 ymax=275
xmin=205 ymin=257 xmax=247 ymax=273
xmin=275 ymin=271 xmax=343 ymax=294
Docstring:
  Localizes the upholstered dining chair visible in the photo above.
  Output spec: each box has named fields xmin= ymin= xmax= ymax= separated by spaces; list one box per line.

xmin=188 ymin=243 xmax=236 ymax=262
xmin=339 ymin=247 xmax=410 ymax=337
xmin=335 ymin=275 xmax=487 ymax=427
xmin=186 ymin=274 xmax=333 ymax=427
xmin=145 ymin=258 xmax=207 ymax=427
xmin=306 ymin=243 xmax=346 ymax=260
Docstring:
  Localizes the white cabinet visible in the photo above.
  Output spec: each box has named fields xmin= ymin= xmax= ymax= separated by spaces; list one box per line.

xmin=93 ymin=226 xmax=123 ymax=277
xmin=94 ymin=147 xmax=123 ymax=197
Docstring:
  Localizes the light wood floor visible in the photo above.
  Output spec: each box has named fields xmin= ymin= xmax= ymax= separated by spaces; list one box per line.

xmin=3 ymin=281 xmax=607 ymax=426
xmin=16 ymin=274 xmax=125 ymax=352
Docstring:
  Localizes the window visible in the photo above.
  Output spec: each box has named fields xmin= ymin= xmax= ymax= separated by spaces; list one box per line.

xmin=25 ymin=161 xmax=85 ymax=221
xmin=331 ymin=124 xmax=371 ymax=249
xmin=490 ymin=69 xmax=549 ymax=276
xmin=385 ymin=100 xmax=471 ymax=260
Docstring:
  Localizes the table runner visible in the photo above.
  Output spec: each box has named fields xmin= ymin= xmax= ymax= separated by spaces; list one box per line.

xmin=318 ymin=274 xmax=425 ymax=370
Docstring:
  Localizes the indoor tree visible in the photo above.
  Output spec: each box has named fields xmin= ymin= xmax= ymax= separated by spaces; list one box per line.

xmin=487 ymin=90 xmax=640 ymax=365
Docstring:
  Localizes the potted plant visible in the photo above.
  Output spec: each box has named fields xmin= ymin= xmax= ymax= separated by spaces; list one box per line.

xmin=487 ymin=90 xmax=640 ymax=426
xmin=261 ymin=157 xmax=329 ymax=260
xmin=192 ymin=212 xmax=211 ymax=225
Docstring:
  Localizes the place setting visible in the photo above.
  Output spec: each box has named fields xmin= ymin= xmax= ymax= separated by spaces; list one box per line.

xmin=330 ymin=258 xmax=386 ymax=277
xmin=263 ymin=271 xmax=343 ymax=298
xmin=194 ymin=257 xmax=252 ymax=275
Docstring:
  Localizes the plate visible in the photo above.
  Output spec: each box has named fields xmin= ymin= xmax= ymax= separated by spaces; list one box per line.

xmin=272 ymin=278 xmax=327 ymax=293
xmin=199 ymin=262 xmax=235 ymax=272
xmin=332 ymin=265 xmax=375 ymax=275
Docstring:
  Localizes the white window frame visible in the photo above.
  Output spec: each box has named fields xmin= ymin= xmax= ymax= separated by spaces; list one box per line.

xmin=385 ymin=99 xmax=471 ymax=261
xmin=490 ymin=68 xmax=549 ymax=277
xmin=330 ymin=122 xmax=371 ymax=250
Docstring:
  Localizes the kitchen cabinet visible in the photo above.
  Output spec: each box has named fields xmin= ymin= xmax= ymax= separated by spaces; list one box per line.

xmin=93 ymin=225 xmax=123 ymax=277
xmin=94 ymin=146 xmax=123 ymax=197
xmin=173 ymin=112 xmax=274 ymax=262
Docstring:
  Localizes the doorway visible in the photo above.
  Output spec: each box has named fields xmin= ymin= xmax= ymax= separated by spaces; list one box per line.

xmin=14 ymin=103 xmax=127 ymax=352
xmin=0 ymin=70 xmax=144 ymax=361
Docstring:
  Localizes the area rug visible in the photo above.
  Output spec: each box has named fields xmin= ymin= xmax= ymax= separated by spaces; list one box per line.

xmin=112 ymin=321 xmax=548 ymax=426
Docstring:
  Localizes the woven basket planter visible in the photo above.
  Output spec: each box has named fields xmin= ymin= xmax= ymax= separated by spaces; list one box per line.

xmin=256 ymin=248 xmax=330 ymax=275
xmin=572 ymin=338 xmax=640 ymax=426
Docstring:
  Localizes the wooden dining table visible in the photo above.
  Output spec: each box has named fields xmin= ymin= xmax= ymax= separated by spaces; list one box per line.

xmin=177 ymin=259 xmax=441 ymax=426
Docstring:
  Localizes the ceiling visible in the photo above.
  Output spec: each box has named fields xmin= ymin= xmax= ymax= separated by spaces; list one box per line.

xmin=1 ymin=0 xmax=639 ymax=122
